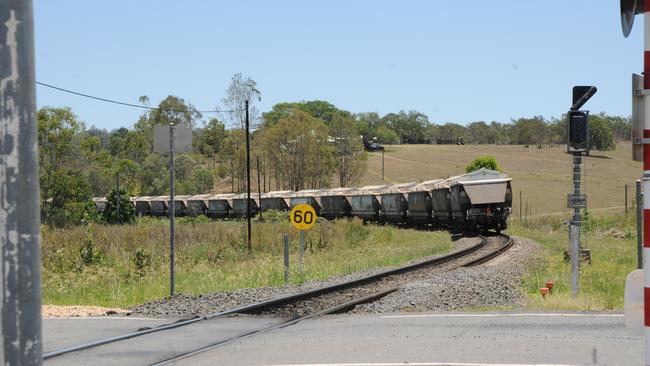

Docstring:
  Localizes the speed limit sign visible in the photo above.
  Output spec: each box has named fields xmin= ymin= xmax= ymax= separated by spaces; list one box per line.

xmin=290 ymin=204 xmax=317 ymax=230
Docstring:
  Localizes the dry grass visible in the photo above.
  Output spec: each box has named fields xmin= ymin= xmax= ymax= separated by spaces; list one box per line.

xmin=360 ymin=142 xmax=641 ymax=216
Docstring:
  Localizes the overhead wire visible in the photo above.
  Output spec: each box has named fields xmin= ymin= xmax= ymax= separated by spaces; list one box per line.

xmin=35 ymin=81 xmax=244 ymax=114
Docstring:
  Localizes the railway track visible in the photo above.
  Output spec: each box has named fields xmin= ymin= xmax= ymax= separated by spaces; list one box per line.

xmin=44 ymin=233 xmax=513 ymax=366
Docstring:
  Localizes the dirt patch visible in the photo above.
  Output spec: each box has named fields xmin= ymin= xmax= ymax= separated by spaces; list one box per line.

xmin=42 ymin=304 xmax=129 ymax=317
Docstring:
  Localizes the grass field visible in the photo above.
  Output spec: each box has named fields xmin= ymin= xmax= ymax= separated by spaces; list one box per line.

xmin=42 ymin=217 xmax=454 ymax=307
xmin=362 ymin=142 xmax=641 ymax=217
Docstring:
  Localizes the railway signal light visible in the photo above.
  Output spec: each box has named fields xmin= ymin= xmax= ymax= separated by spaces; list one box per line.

xmin=568 ymin=110 xmax=589 ymax=149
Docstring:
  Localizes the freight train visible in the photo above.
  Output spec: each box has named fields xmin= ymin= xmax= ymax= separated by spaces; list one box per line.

xmin=94 ymin=168 xmax=512 ymax=233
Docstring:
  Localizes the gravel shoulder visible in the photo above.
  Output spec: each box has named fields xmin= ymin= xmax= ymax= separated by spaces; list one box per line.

xmin=352 ymin=235 xmax=542 ymax=313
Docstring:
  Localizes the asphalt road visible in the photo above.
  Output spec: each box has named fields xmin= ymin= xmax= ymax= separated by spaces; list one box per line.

xmin=43 ymin=312 xmax=641 ymax=366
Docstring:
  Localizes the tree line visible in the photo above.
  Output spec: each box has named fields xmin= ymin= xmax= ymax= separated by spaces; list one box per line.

xmin=359 ymin=111 xmax=629 ymax=151
xmin=38 ymin=72 xmax=629 ymax=227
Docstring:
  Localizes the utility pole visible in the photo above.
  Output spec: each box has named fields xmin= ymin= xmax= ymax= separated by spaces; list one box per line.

xmin=245 ymin=100 xmax=252 ymax=253
xmin=257 ymin=157 xmax=263 ymax=221
xmin=169 ymin=123 xmax=175 ymax=297
xmin=116 ymin=172 xmax=120 ymax=224
xmin=0 ymin=1 xmax=43 ymax=364
xmin=381 ymin=149 xmax=385 ymax=181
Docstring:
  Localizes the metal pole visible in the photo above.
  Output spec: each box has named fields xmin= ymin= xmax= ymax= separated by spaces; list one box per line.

xmin=519 ymin=191 xmax=522 ymax=223
xmin=381 ymin=149 xmax=384 ymax=181
xmin=626 ymin=183 xmax=629 ymax=213
xmin=257 ymin=156 xmax=262 ymax=221
xmin=570 ymin=152 xmax=582 ymax=297
xmin=245 ymin=100 xmax=252 ymax=253
xmin=116 ymin=172 xmax=120 ymax=224
xmin=637 ymin=179 xmax=643 ymax=269
xmin=169 ymin=123 xmax=175 ymax=297
xmin=0 ymin=2 xmax=43 ymax=364
xmin=283 ymin=235 xmax=289 ymax=285
xmin=570 ymin=223 xmax=580 ymax=296
xmin=299 ymin=230 xmax=305 ymax=274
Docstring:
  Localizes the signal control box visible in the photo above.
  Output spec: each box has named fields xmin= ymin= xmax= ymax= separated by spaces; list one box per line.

xmin=567 ymin=110 xmax=588 ymax=153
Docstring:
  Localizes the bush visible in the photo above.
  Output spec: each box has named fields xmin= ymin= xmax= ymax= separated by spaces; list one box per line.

xmin=465 ymin=155 xmax=502 ymax=173
xmin=103 ymin=187 xmax=135 ymax=224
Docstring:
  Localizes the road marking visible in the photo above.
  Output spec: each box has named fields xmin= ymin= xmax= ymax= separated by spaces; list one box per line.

xmin=266 ymin=363 xmax=578 ymax=366
xmin=42 ymin=316 xmax=166 ymax=321
xmin=381 ymin=313 xmax=623 ymax=319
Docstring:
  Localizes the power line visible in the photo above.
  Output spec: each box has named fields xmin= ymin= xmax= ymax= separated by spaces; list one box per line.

xmin=36 ymin=81 xmax=244 ymax=114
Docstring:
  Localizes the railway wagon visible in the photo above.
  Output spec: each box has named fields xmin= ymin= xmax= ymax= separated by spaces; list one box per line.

xmin=406 ymin=179 xmax=441 ymax=227
xmin=92 ymin=197 xmax=107 ymax=216
xmin=148 ymin=197 xmax=168 ymax=217
xmin=379 ymin=182 xmax=417 ymax=225
xmin=133 ymin=197 xmax=151 ymax=217
xmin=186 ymin=195 xmax=209 ymax=217
xmin=351 ymin=185 xmax=388 ymax=223
xmin=206 ymin=194 xmax=234 ymax=219
xmin=290 ymin=189 xmax=326 ymax=216
xmin=450 ymin=168 xmax=512 ymax=232
xmin=231 ymin=194 xmax=259 ymax=218
xmin=320 ymin=188 xmax=356 ymax=219
xmin=260 ymin=191 xmax=293 ymax=212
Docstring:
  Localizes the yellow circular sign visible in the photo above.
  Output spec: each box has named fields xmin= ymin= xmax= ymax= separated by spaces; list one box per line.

xmin=290 ymin=204 xmax=317 ymax=231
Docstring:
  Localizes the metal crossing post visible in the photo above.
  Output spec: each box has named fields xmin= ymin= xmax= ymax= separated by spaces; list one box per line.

xmin=0 ymin=1 xmax=43 ymax=364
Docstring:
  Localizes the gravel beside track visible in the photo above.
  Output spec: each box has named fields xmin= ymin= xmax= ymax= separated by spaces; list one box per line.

xmin=353 ymin=235 xmax=541 ymax=313
xmin=130 ymin=236 xmax=480 ymax=317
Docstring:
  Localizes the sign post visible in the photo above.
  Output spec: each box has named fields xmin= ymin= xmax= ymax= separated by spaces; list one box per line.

xmin=153 ymin=123 xmax=192 ymax=297
xmin=290 ymin=204 xmax=317 ymax=275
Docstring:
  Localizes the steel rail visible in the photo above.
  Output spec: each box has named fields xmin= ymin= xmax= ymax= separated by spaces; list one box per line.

xmin=43 ymin=234 xmax=498 ymax=360
xmin=150 ymin=287 xmax=400 ymax=366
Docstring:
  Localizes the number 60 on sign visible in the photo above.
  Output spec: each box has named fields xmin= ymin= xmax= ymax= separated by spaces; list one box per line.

xmin=290 ymin=204 xmax=317 ymax=230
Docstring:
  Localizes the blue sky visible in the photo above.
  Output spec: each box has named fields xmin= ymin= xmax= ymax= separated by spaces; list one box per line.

xmin=34 ymin=1 xmax=642 ymax=130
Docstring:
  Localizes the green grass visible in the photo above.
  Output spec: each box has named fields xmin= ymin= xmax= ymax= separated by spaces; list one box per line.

xmin=509 ymin=210 xmax=638 ymax=311
xmin=41 ymin=216 xmax=454 ymax=308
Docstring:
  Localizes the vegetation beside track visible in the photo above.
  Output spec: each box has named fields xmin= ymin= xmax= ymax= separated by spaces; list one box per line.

xmin=510 ymin=210 xmax=637 ymax=311
xmin=41 ymin=216 xmax=454 ymax=308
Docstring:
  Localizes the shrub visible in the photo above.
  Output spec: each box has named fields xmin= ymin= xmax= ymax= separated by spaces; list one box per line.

xmin=103 ymin=187 xmax=135 ymax=224
xmin=465 ymin=155 xmax=502 ymax=173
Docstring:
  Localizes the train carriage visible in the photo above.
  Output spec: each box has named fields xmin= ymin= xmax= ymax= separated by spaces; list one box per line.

xmin=351 ymin=185 xmax=388 ymax=223
xmin=260 ymin=191 xmax=293 ymax=212
xmin=380 ymin=182 xmax=416 ymax=225
xmin=186 ymin=195 xmax=209 ymax=217
xmin=231 ymin=194 xmax=260 ymax=218
xmin=290 ymin=189 xmax=326 ymax=216
xmin=320 ymin=188 xmax=355 ymax=219
xmin=406 ymin=179 xmax=441 ymax=227
xmin=453 ymin=168 xmax=512 ymax=232
xmin=207 ymin=194 xmax=234 ymax=219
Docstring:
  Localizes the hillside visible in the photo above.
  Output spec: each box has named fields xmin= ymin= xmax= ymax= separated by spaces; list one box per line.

xmin=361 ymin=142 xmax=641 ymax=217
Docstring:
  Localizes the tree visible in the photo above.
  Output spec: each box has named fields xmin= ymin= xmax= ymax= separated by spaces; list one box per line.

xmin=197 ymin=118 xmax=226 ymax=157
xmin=588 ymin=115 xmax=616 ymax=151
xmin=103 ymin=187 xmax=135 ymax=224
xmin=465 ymin=155 xmax=502 ymax=173
xmin=38 ymin=107 xmax=84 ymax=212
xmin=263 ymin=100 xmax=351 ymax=128
xmin=330 ymin=114 xmax=368 ymax=187
xmin=261 ymin=110 xmax=335 ymax=190
xmin=221 ymin=73 xmax=261 ymax=128
xmin=43 ymin=168 xmax=95 ymax=227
